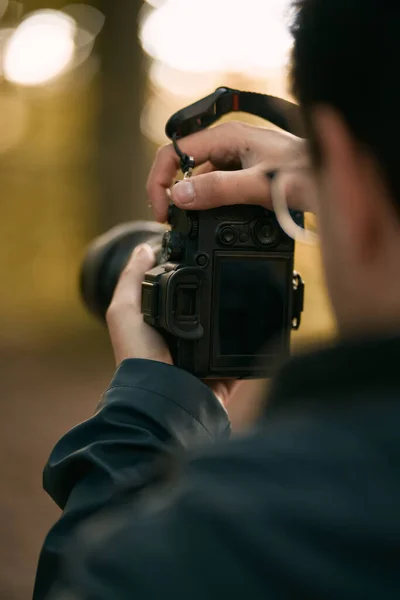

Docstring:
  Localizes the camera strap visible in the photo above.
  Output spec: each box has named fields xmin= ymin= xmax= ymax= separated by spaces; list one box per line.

xmin=236 ymin=91 xmax=305 ymax=137
xmin=166 ymin=87 xmax=306 ymax=176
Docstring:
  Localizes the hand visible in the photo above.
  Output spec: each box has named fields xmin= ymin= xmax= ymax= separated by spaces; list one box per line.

xmin=106 ymin=244 xmax=172 ymax=367
xmin=106 ymin=244 xmax=240 ymax=407
xmin=147 ymin=121 xmax=310 ymax=223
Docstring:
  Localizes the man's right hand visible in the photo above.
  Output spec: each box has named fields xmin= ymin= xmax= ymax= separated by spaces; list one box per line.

xmin=146 ymin=121 xmax=309 ymax=223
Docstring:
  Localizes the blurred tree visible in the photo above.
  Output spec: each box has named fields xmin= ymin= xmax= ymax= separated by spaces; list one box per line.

xmin=0 ymin=1 xmax=99 ymax=347
xmin=97 ymin=0 xmax=153 ymax=229
xmin=0 ymin=0 xmax=154 ymax=349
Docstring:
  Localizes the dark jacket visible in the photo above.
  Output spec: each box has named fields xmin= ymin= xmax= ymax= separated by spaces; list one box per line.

xmin=34 ymin=336 xmax=400 ymax=599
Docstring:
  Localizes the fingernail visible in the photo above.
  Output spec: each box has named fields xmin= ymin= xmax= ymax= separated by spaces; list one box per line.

xmin=172 ymin=180 xmax=195 ymax=205
xmin=133 ymin=243 xmax=154 ymax=261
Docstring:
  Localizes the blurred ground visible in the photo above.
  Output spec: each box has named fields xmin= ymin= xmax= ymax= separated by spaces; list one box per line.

xmin=0 ymin=341 xmax=113 ymax=599
xmin=0 ymin=338 xmax=268 ymax=599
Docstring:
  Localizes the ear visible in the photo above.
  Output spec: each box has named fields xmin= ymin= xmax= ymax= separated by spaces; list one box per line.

xmin=312 ymin=106 xmax=386 ymax=265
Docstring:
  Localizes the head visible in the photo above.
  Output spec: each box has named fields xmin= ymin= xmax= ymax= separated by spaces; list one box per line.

xmin=291 ymin=0 xmax=400 ymax=337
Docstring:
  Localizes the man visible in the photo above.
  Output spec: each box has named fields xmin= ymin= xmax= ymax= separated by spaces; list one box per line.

xmin=34 ymin=1 xmax=400 ymax=598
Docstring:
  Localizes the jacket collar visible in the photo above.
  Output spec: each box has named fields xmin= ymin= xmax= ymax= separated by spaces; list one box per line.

xmin=266 ymin=334 xmax=400 ymax=414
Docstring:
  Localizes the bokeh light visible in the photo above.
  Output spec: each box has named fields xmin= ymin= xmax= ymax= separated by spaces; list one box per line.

xmin=62 ymin=3 xmax=105 ymax=39
xmin=62 ymin=4 xmax=105 ymax=76
xmin=149 ymin=61 xmax=223 ymax=99
xmin=0 ymin=27 xmax=13 ymax=76
xmin=139 ymin=0 xmax=293 ymax=73
xmin=143 ymin=0 xmax=167 ymax=7
xmin=139 ymin=0 xmax=295 ymax=144
xmin=3 ymin=10 xmax=76 ymax=86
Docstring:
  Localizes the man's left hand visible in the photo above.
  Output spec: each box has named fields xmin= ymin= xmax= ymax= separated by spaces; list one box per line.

xmin=106 ymin=243 xmax=239 ymax=407
xmin=106 ymin=244 xmax=173 ymax=367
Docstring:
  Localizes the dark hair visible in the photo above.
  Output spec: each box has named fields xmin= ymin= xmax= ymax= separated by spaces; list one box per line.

xmin=290 ymin=0 xmax=400 ymax=203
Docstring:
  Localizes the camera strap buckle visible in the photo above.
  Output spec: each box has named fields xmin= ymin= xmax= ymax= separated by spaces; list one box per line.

xmin=172 ymin=132 xmax=195 ymax=177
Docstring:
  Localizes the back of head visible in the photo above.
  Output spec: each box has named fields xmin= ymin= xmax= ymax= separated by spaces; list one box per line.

xmin=291 ymin=0 xmax=400 ymax=208
xmin=289 ymin=0 xmax=400 ymax=336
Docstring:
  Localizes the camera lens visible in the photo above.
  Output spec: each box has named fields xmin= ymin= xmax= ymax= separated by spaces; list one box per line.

xmin=254 ymin=218 xmax=281 ymax=247
xmin=80 ymin=222 xmax=166 ymax=320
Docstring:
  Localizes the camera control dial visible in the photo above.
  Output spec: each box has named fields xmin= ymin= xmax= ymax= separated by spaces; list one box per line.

xmin=162 ymin=231 xmax=185 ymax=261
xmin=254 ymin=218 xmax=281 ymax=247
xmin=188 ymin=214 xmax=199 ymax=239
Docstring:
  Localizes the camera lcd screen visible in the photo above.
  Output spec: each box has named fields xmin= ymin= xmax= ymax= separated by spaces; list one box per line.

xmin=216 ymin=258 xmax=288 ymax=356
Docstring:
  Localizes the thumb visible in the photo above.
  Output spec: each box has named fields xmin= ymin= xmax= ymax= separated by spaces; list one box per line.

xmin=171 ymin=167 xmax=271 ymax=211
xmin=112 ymin=243 xmax=155 ymax=311
xmin=128 ymin=243 xmax=156 ymax=273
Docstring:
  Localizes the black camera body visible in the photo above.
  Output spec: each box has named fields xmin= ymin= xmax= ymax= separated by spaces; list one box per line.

xmin=80 ymin=88 xmax=307 ymax=380
xmin=141 ymin=203 xmax=304 ymax=379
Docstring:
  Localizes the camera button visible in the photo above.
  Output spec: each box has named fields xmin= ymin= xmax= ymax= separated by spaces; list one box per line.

xmin=254 ymin=218 xmax=281 ymax=247
xmin=195 ymin=253 xmax=209 ymax=267
xmin=219 ymin=226 xmax=237 ymax=245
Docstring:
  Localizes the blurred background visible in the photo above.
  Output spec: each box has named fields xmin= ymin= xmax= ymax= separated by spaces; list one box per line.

xmin=0 ymin=0 xmax=335 ymax=597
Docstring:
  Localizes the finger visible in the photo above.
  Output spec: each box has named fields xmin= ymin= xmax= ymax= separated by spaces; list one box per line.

xmin=147 ymin=123 xmax=246 ymax=222
xmin=207 ymin=380 xmax=242 ymax=408
xmin=194 ymin=160 xmax=240 ymax=176
xmin=112 ymin=244 xmax=155 ymax=313
xmin=170 ymin=165 xmax=271 ymax=211
xmin=194 ymin=161 xmax=217 ymax=176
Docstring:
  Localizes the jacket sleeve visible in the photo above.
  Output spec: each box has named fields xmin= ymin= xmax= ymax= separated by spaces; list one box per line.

xmin=42 ymin=401 xmax=400 ymax=600
xmin=33 ymin=358 xmax=230 ymax=600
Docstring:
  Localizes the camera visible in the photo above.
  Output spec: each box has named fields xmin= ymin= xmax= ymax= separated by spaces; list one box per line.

xmin=80 ymin=87 xmax=306 ymax=379
xmin=80 ymin=203 xmax=304 ymax=379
